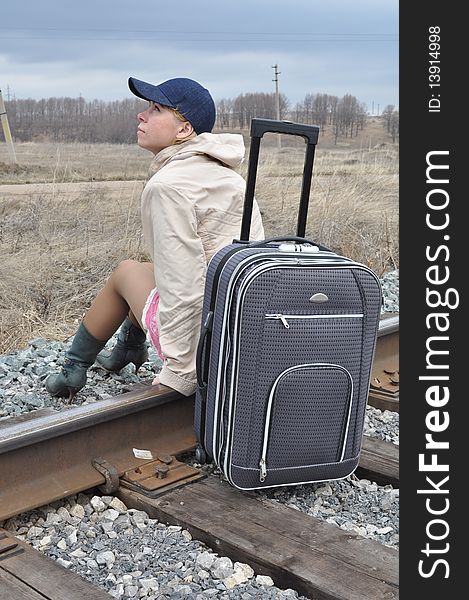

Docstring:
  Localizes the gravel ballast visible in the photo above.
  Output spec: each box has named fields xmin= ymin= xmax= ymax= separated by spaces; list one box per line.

xmin=0 ymin=269 xmax=399 ymax=420
xmin=1 ymin=269 xmax=399 ymax=599
xmin=4 ymin=494 xmax=308 ymax=600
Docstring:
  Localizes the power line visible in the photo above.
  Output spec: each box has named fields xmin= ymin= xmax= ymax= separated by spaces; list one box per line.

xmin=0 ymin=26 xmax=398 ymax=36
xmin=0 ymin=27 xmax=398 ymax=42
xmin=0 ymin=36 xmax=399 ymax=43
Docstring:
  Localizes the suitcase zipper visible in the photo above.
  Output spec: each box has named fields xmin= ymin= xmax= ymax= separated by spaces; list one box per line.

xmin=259 ymin=366 xmax=288 ymax=482
xmin=265 ymin=313 xmax=364 ymax=328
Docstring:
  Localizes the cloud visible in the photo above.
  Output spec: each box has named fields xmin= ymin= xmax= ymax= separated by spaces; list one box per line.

xmin=1 ymin=0 xmax=398 ymax=109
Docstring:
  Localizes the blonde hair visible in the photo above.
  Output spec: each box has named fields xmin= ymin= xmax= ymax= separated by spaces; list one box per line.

xmin=169 ymin=107 xmax=197 ymax=145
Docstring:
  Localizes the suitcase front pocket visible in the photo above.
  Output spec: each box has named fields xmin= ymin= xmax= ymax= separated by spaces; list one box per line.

xmin=259 ymin=363 xmax=353 ymax=483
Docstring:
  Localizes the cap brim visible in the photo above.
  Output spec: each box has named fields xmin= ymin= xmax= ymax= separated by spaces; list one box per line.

xmin=128 ymin=77 xmax=174 ymax=107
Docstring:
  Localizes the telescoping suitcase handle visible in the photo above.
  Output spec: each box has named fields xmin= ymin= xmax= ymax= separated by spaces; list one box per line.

xmin=240 ymin=118 xmax=320 ymax=241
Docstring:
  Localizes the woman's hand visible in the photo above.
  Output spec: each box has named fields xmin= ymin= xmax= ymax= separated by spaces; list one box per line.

xmin=152 ymin=375 xmax=160 ymax=386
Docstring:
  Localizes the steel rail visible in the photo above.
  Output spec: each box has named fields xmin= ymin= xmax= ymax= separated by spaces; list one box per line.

xmin=0 ymin=386 xmax=197 ymax=521
xmin=369 ymin=313 xmax=399 ymax=412
xmin=0 ymin=315 xmax=398 ymax=522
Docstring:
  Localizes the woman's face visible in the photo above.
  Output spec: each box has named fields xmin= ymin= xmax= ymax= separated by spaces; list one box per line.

xmin=137 ymin=101 xmax=184 ymax=154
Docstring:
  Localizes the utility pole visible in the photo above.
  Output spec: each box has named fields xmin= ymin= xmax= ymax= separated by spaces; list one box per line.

xmin=272 ymin=64 xmax=281 ymax=149
xmin=0 ymin=88 xmax=17 ymax=164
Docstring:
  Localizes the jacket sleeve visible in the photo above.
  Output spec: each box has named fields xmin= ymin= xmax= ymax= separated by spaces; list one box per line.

xmin=143 ymin=180 xmax=206 ymax=396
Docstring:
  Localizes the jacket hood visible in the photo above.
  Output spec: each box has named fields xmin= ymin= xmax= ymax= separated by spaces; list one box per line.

xmin=148 ymin=133 xmax=245 ymax=176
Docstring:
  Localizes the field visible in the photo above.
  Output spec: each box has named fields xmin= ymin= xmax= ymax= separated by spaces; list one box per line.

xmin=0 ymin=120 xmax=398 ymax=353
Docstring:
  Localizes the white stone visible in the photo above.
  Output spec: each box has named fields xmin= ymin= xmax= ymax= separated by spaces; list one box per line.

xmin=211 ymin=556 xmax=234 ymax=580
xmin=69 ymin=504 xmax=85 ymax=519
xmin=128 ymin=509 xmax=148 ymax=524
xmin=223 ymin=569 xmax=250 ymax=589
xmin=57 ymin=507 xmax=71 ymax=521
xmin=86 ymin=559 xmax=99 ymax=570
xmin=70 ymin=548 xmax=87 ymax=558
xmin=90 ymin=496 xmax=106 ymax=512
xmin=281 ymin=589 xmax=300 ymax=599
xmin=140 ymin=578 xmax=159 ymax=592
xmin=366 ymin=524 xmax=379 ymax=534
xmin=102 ymin=508 xmax=120 ymax=521
xmin=26 ymin=526 xmax=44 ymax=539
xmin=256 ymin=575 xmax=274 ymax=587
xmin=109 ymin=497 xmax=127 ymax=513
xmin=234 ymin=562 xmax=254 ymax=580
xmin=39 ymin=535 xmax=52 ymax=546
xmin=181 ymin=530 xmax=192 ymax=541
xmin=377 ymin=526 xmax=393 ymax=534
xmin=45 ymin=513 xmax=62 ymax=526
xmin=122 ymin=574 xmax=133 ymax=585
xmin=196 ymin=551 xmax=216 ymax=571
xmin=96 ymin=550 xmax=116 ymax=566
xmin=56 ymin=558 xmax=72 ymax=569
xmin=197 ymin=569 xmax=210 ymax=579
xmin=67 ymin=530 xmax=78 ymax=544
xmin=316 ymin=484 xmax=333 ymax=496
xmin=57 ymin=539 xmax=67 ymax=550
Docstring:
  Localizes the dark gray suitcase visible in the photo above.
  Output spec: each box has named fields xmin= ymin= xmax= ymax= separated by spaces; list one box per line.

xmin=195 ymin=118 xmax=382 ymax=490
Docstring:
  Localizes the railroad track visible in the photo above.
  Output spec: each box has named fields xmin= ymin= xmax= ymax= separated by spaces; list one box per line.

xmin=0 ymin=314 xmax=399 ymax=600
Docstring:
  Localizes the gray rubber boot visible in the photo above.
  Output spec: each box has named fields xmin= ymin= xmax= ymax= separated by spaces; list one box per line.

xmin=96 ymin=317 xmax=148 ymax=374
xmin=45 ymin=321 xmax=107 ymax=400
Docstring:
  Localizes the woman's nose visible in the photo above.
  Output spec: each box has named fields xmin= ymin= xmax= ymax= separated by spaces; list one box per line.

xmin=138 ymin=111 xmax=146 ymax=122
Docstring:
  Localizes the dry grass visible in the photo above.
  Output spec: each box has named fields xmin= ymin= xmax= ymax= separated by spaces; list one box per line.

xmin=247 ymin=143 xmax=399 ymax=272
xmin=0 ymin=131 xmax=398 ymax=354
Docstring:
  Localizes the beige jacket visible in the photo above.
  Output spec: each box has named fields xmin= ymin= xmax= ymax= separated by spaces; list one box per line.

xmin=141 ymin=133 xmax=265 ymax=396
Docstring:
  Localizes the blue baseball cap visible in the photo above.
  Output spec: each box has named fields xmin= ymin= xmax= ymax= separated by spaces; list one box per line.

xmin=128 ymin=76 xmax=216 ymax=134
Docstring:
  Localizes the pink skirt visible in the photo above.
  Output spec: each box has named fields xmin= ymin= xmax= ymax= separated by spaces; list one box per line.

xmin=141 ymin=288 xmax=164 ymax=361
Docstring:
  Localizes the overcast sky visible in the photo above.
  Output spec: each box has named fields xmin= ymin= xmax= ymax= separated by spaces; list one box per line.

xmin=0 ymin=0 xmax=398 ymax=114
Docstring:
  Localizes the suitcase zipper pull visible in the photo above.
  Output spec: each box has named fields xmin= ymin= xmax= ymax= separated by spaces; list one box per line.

xmin=259 ymin=458 xmax=267 ymax=482
xmin=265 ymin=314 xmax=290 ymax=329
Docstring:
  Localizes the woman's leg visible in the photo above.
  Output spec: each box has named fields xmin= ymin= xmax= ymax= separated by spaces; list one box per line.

xmin=46 ymin=260 xmax=155 ymax=398
xmin=83 ymin=260 xmax=155 ymax=340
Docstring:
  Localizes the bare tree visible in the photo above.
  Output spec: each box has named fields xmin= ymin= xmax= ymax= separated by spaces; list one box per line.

xmin=381 ymin=105 xmax=399 ymax=143
xmin=4 ymin=90 xmax=375 ymax=143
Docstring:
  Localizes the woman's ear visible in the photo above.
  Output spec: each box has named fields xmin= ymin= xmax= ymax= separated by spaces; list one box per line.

xmin=176 ymin=121 xmax=194 ymax=140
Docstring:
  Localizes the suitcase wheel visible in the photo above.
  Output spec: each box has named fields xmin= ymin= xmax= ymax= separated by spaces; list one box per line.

xmin=195 ymin=445 xmax=207 ymax=465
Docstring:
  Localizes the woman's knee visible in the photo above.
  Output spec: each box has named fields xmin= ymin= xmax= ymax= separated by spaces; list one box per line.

xmin=110 ymin=259 xmax=155 ymax=297
xmin=114 ymin=259 xmax=140 ymax=277
xmin=110 ymin=259 xmax=143 ymax=285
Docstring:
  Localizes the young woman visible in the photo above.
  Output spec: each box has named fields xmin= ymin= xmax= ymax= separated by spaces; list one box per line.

xmin=45 ymin=76 xmax=264 ymax=399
